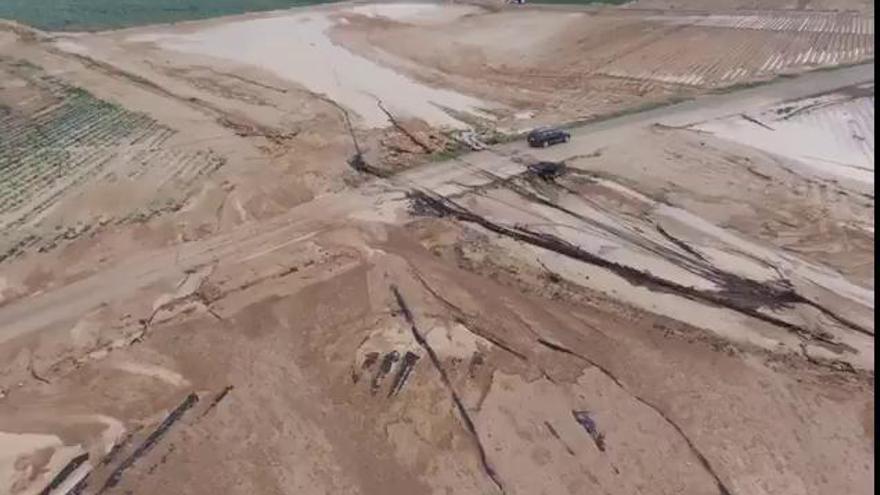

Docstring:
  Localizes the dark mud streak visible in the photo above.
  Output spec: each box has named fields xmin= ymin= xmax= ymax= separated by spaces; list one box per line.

xmin=329 ymin=95 xmax=392 ymax=180
xmin=536 ymin=339 xmax=732 ymax=495
xmin=477 ymin=171 xmax=711 ymax=277
xmin=39 ymin=453 xmax=88 ymax=495
xmin=479 ymin=176 xmax=868 ymax=337
xmin=201 ymin=385 xmax=234 ymax=417
xmin=29 ymin=362 xmax=51 ymax=384
xmin=65 ymin=474 xmax=90 ymax=495
xmin=362 ymin=351 xmax=380 ymax=371
xmin=390 ymin=285 xmax=505 ymax=494
xmin=349 ymin=153 xmax=390 ymax=179
xmin=655 ymin=223 xmax=708 ymax=262
xmin=572 ymin=410 xmax=606 ymax=452
xmin=744 ymin=166 xmax=773 ymax=181
xmin=411 ymin=270 xmax=530 ymax=361
xmin=101 ymin=432 xmax=136 ymax=467
xmin=388 ymin=351 xmax=421 ymax=398
xmin=375 ymin=99 xmax=434 ymax=154
xmin=408 ymin=190 xmax=871 ymax=341
xmin=311 ymin=89 xmax=392 ymax=181
xmin=99 ymin=392 xmax=199 ymax=493
xmin=544 ymin=421 xmax=576 ymax=456
xmin=795 ymin=298 xmax=874 ymax=337
xmin=371 ymin=351 xmax=400 ymax=395
xmin=740 ymin=113 xmax=775 ymax=131
xmin=56 ymin=50 xmax=292 ymax=143
xmin=205 ymin=68 xmax=290 ymax=94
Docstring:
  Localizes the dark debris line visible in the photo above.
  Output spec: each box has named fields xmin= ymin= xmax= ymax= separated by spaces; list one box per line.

xmin=388 ymin=351 xmax=421 ymax=398
xmin=390 ymin=285 xmax=505 ymax=494
xmin=98 ymin=392 xmax=200 ymax=494
xmin=536 ymin=338 xmax=733 ymax=495
xmin=406 ymin=189 xmax=870 ymax=342
xmin=371 ymin=351 xmax=400 ymax=395
xmin=201 ymin=385 xmax=234 ymax=417
xmin=572 ymin=410 xmax=606 ymax=452
xmin=38 ymin=453 xmax=88 ymax=495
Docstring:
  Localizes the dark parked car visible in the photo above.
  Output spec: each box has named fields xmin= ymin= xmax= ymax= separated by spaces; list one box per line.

xmin=527 ymin=127 xmax=570 ymax=148
xmin=527 ymin=161 xmax=567 ymax=180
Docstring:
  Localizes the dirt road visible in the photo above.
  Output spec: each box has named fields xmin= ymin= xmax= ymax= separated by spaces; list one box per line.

xmin=400 ymin=62 xmax=876 ymax=191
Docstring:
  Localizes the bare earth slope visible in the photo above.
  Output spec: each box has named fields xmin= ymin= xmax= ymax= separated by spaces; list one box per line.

xmin=0 ymin=3 xmax=873 ymax=495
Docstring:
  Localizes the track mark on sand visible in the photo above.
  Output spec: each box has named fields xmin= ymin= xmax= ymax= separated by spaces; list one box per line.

xmin=391 ymin=285 xmax=505 ymax=494
xmin=536 ymin=338 xmax=733 ymax=495
xmin=98 ymin=392 xmax=199 ymax=493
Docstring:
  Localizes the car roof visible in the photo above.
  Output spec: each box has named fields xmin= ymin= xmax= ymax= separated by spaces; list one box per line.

xmin=529 ymin=127 xmax=562 ymax=134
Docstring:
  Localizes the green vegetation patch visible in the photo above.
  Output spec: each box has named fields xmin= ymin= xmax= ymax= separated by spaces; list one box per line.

xmin=0 ymin=0 xmax=338 ymax=32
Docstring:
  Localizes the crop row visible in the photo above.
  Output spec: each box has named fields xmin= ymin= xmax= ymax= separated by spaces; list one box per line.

xmin=597 ymin=27 xmax=873 ymax=88
xmin=0 ymin=68 xmax=183 ymax=220
xmin=656 ymin=13 xmax=873 ymax=35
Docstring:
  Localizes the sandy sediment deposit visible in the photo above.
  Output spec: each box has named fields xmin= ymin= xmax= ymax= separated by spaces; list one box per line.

xmin=124 ymin=7 xmax=497 ymax=129
xmin=0 ymin=2 xmax=874 ymax=495
xmin=696 ymin=84 xmax=875 ymax=188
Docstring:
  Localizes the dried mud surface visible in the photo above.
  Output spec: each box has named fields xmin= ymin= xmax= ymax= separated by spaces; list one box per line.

xmin=0 ymin=3 xmax=874 ymax=495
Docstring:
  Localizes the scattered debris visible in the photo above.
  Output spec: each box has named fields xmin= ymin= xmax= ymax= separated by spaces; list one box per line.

xmin=538 ymin=338 xmax=733 ymax=495
xmin=99 ymin=392 xmax=200 ymax=493
xmin=371 ymin=351 xmax=400 ymax=395
xmin=406 ymin=190 xmax=872 ymax=339
xmin=468 ymin=352 xmax=485 ymax=378
xmin=527 ymin=161 xmax=567 ymax=181
xmin=739 ymin=113 xmax=774 ymax=131
xmin=101 ymin=430 xmax=138 ymax=467
xmin=376 ymin=99 xmax=434 ymax=154
xmin=348 ymin=153 xmax=389 ymax=178
xmin=362 ymin=352 xmax=380 ymax=370
xmin=457 ymin=130 xmax=488 ymax=151
xmin=38 ymin=452 xmax=89 ymax=495
xmin=388 ymin=351 xmax=420 ymax=398
xmin=544 ymin=421 xmax=576 ymax=456
xmin=216 ymin=116 xmax=299 ymax=142
xmin=655 ymin=223 xmax=708 ymax=262
xmin=353 ymin=351 xmax=380 ymax=383
xmin=202 ymin=385 xmax=234 ymax=417
xmin=391 ymin=285 xmax=505 ymax=493
xmin=572 ymin=410 xmax=606 ymax=452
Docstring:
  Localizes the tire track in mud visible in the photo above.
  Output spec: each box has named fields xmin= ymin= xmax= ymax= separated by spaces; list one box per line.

xmin=98 ymin=393 xmax=200 ymax=493
xmin=46 ymin=48 xmax=298 ymax=144
xmin=390 ymin=285 xmax=506 ymax=494
xmin=410 ymin=270 xmax=530 ymax=362
xmin=42 ymin=391 xmax=205 ymax=495
xmin=406 ymin=189 xmax=872 ymax=344
xmin=417 ymin=165 xmax=872 ymax=340
xmin=534 ymin=338 xmax=733 ymax=495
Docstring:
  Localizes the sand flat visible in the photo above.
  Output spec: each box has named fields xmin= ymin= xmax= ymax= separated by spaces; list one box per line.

xmin=126 ymin=9 xmax=497 ymax=128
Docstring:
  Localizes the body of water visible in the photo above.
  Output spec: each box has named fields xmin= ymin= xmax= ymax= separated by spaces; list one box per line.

xmin=0 ymin=0 xmax=336 ymax=31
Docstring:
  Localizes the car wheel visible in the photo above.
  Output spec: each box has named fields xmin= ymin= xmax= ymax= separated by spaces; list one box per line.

xmin=542 ymin=141 xmax=549 ymax=148
xmin=564 ymin=135 xmax=570 ymax=143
